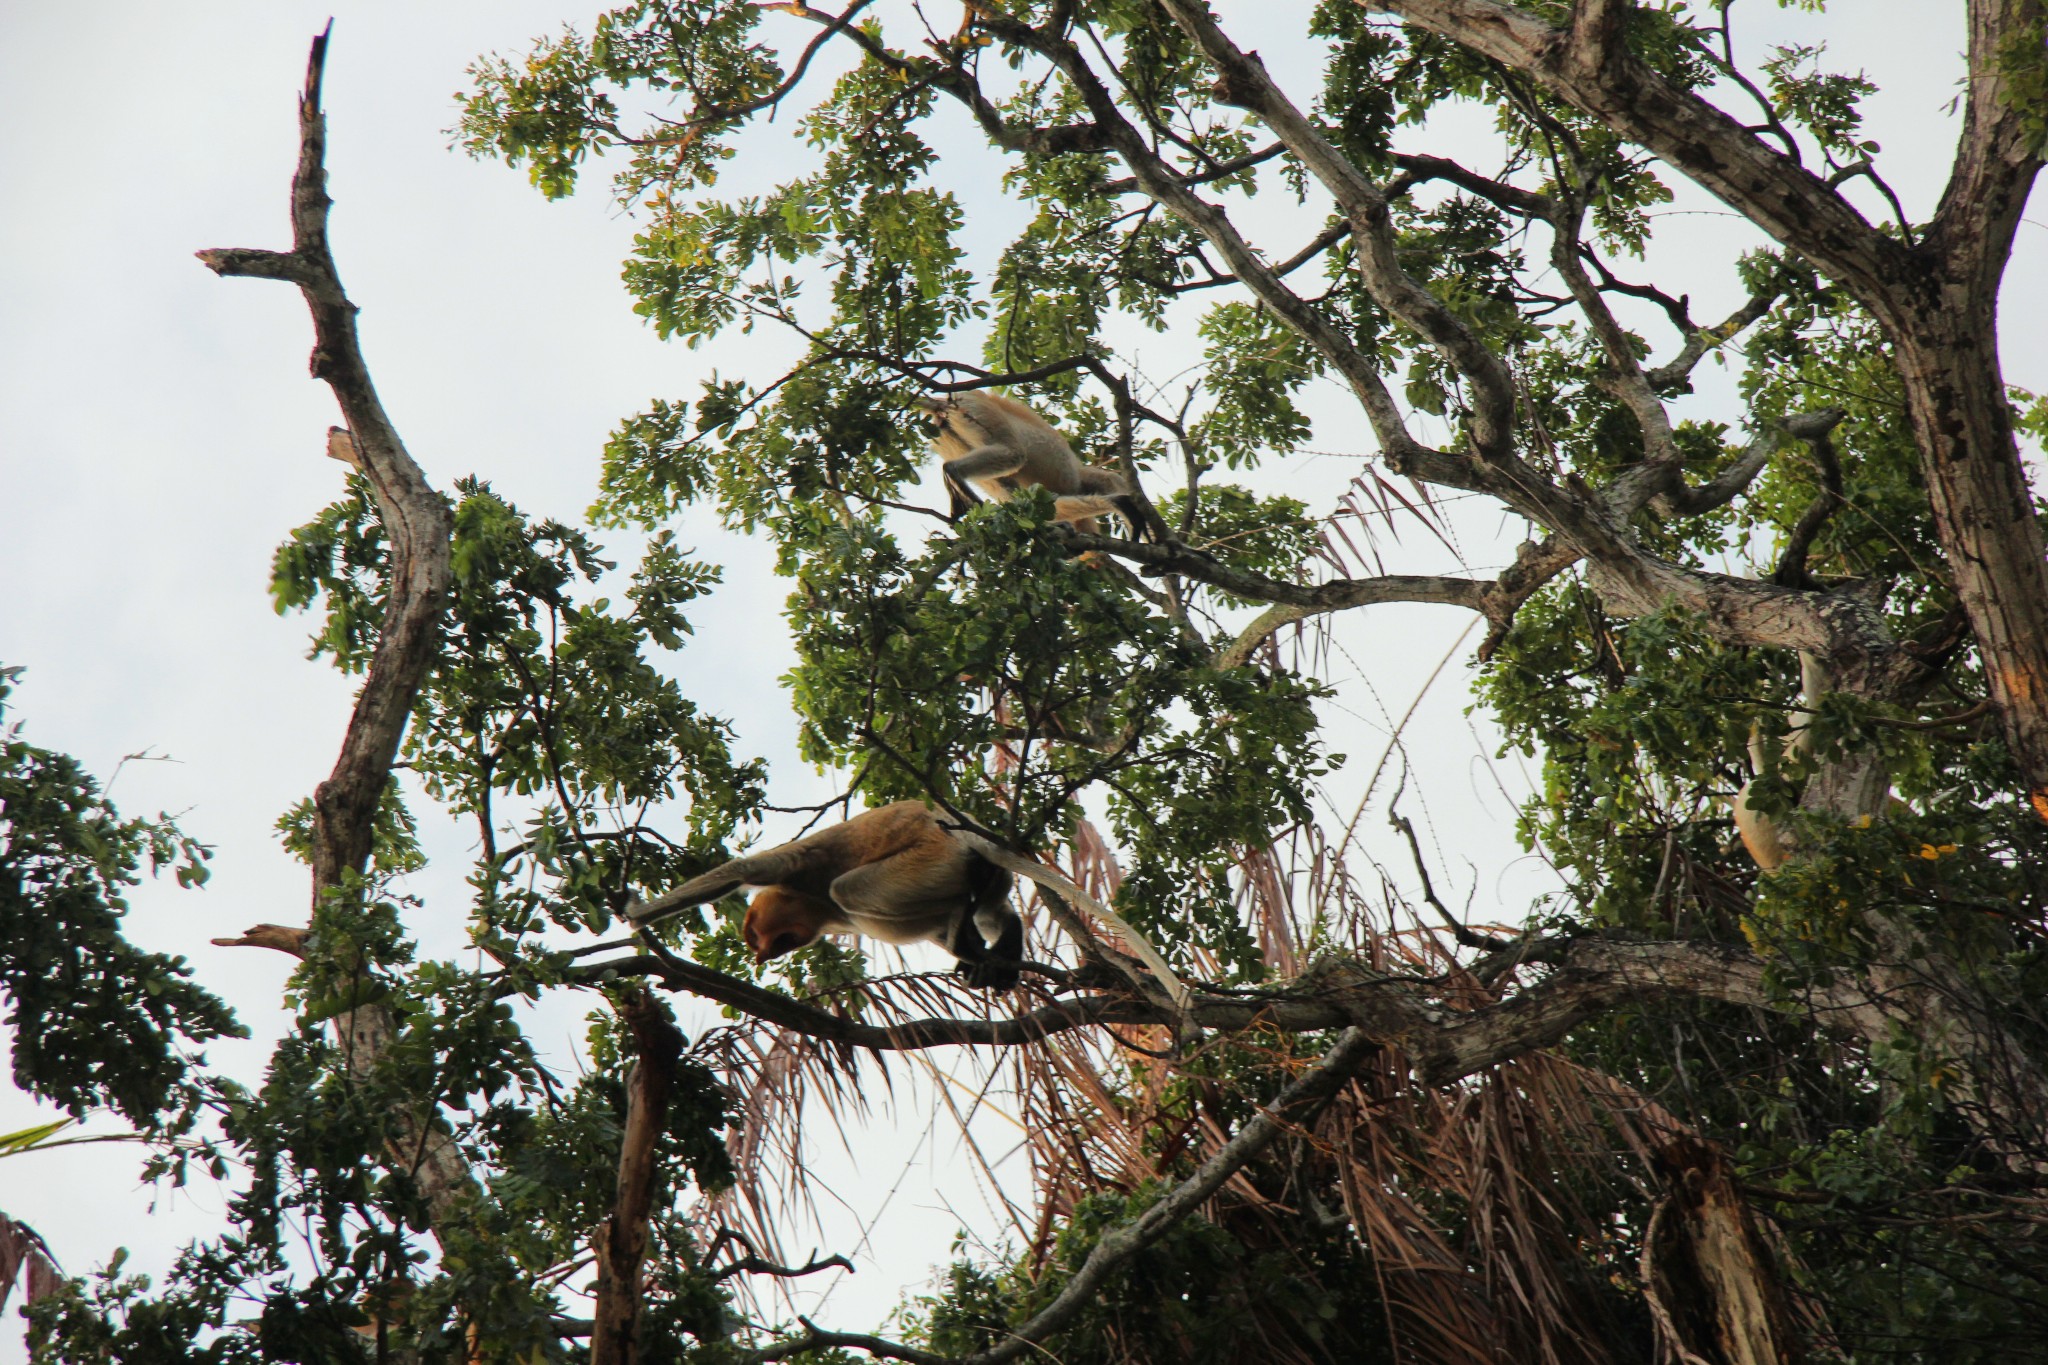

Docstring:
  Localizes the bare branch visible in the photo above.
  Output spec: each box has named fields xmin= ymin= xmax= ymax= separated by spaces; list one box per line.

xmin=1061 ymin=525 xmax=1486 ymax=612
xmin=1389 ymin=807 xmax=1511 ymax=952
xmin=1772 ymin=408 xmax=1849 ymax=589
xmin=197 ymin=28 xmax=452 ymax=888
xmin=1099 ymin=140 xmax=1286 ymax=195
xmin=196 ymin=27 xmax=468 ymax=1230
xmin=1163 ymin=221 xmax=1348 ymax=296
xmin=713 ymin=1252 xmax=856 ymax=1284
xmin=1657 ymin=424 xmax=1778 ymax=518
xmin=585 ymin=943 xmax=1137 ymax=1049
xmin=1546 ymin=177 xmax=1684 ymax=497
xmin=1645 ymin=284 xmax=1782 ymax=393
xmin=962 ymin=1026 xmax=1377 ymax=1361
xmin=1388 ymin=151 xmax=1553 ymax=218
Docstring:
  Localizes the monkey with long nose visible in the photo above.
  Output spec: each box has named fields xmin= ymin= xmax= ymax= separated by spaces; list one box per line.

xmin=627 ymin=802 xmax=1023 ymax=989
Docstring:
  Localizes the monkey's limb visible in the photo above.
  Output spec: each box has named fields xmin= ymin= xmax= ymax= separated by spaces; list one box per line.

xmin=1050 ymin=493 xmax=1135 ymax=525
xmin=942 ymin=444 xmax=1030 ymax=485
xmin=947 ymin=831 xmax=1193 ymax=1012
xmin=625 ymin=849 xmax=794 ymax=926
xmin=943 ymin=470 xmax=982 ymax=520
xmin=945 ymin=871 xmax=1025 ymax=990
xmin=1730 ymin=652 xmax=1830 ymax=872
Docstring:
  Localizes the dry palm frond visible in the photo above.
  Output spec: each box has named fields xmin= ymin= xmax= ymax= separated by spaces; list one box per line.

xmin=1237 ymin=840 xmax=1304 ymax=976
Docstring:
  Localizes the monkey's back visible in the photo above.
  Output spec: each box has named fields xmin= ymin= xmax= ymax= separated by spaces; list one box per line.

xmin=768 ymin=801 xmax=948 ymax=898
xmin=943 ymin=392 xmax=1089 ymax=496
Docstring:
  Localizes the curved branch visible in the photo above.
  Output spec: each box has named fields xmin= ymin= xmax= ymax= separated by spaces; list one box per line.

xmin=1645 ymin=283 xmax=1783 ymax=393
xmin=1772 ymin=408 xmax=1849 ymax=589
xmin=1547 ymin=178 xmax=1683 ymax=495
xmin=197 ymin=30 xmax=453 ymax=887
xmin=196 ymin=28 xmax=466 ymax=1229
xmin=1388 ymin=151 xmax=1553 ymax=218
xmin=1061 ymin=524 xmax=1576 ymax=662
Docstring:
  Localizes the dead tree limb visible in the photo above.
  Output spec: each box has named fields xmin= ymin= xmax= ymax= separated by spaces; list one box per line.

xmin=1642 ymin=1131 xmax=1810 ymax=1365
xmin=198 ymin=28 xmax=465 ymax=1224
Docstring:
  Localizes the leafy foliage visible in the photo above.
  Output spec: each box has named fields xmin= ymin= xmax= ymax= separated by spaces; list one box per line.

xmin=0 ymin=666 xmax=243 ymax=1129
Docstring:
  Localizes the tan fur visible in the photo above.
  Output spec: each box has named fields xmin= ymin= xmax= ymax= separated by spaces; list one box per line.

xmin=1732 ymin=653 xmax=1828 ymax=873
xmin=629 ymin=802 xmax=1019 ymax=979
xmin=919 ymin=390 xmax=1135 ymax=534
xmin=1731 ymin=724 xmax=1797 ymax=873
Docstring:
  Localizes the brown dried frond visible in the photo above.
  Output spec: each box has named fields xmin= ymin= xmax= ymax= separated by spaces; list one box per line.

xmin=1071 ymin=817 xmax=1127 ymax=901
xmin=1326 ymin=1055 xmax=1633 ymax=1365
xmin=1236 ymin=841 xmax=1303 ymax=976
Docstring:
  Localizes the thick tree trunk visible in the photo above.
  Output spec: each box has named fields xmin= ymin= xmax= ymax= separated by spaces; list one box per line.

xmin=1888 ymin=314 xmax=2048 ymax=818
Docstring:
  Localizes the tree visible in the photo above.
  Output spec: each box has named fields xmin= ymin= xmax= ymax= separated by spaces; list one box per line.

xmin=10 ymin=3 xmax=2048 ymax=1363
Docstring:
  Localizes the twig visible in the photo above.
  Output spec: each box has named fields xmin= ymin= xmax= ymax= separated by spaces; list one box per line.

xmin=713 ymin=1251 xmax=856 ymax=1283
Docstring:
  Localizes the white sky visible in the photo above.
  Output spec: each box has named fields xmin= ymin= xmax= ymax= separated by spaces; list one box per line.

xmin=1 ymin=1 xmax=2039 ymax=1358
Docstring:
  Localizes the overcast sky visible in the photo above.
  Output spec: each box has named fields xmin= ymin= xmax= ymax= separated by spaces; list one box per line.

xmin=2 ymin=1 xmax=2040 ymax=1357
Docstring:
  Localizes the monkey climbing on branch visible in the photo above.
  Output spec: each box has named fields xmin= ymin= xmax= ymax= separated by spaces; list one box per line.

xmin=1730 ymin=654 xmax=1826 ymax=873
xmin=918 ymin=390 xmax=1150 ymax=539
xmin=626 ymin=802 xmax=1024 ymax=989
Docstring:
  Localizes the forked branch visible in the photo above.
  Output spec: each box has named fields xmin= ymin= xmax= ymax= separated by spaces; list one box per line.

xmin=197 ymin=27 xmax=466 ymax=1226
xmin=197 ymin=27 xmax=453 ymax=887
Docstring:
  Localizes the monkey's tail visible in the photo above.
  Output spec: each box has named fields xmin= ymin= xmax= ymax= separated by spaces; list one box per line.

xmin=623 ymin=854 xmax=778 ymax=926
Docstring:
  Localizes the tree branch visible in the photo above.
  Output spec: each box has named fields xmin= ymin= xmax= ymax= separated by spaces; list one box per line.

xmin=1657 ymin=423 xmax=1778 ymax=518
xmin=1546 ymin=176 xmax=1684 ymax=497
xmin=1927 ymin=0 xmax=2047 ymax=299
xmin=1388 ymin=151 xmax=1553 ymax=218
xmin=1371 ymin=0 xmax=1922 ymax=316
xmin=196 ymin=27 xmax=468 ymax=1230
xmin=712 ymin=1252 xmax=855 ymax=1284
xmin=1772 ymin=408 xmax=1849 ymax=589
xmin=1099 ymin=140 xmax=1287 ymax=195
xmin=1645 ymin=283 xmax=1782 ymax=392
xmin=196 ymin=29 xmax=452 ymax=888
xmin=591 ymin=987 xmax=685 ymax=1365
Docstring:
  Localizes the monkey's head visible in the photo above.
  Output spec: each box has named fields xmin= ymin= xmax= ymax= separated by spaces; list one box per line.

xmin=915 ymin=393 xmax=994 ymax=440
xmin=913 ymin=394 xmax=958 ymax=431
xmin=741 ymin=887 xmax=835 ymax=964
